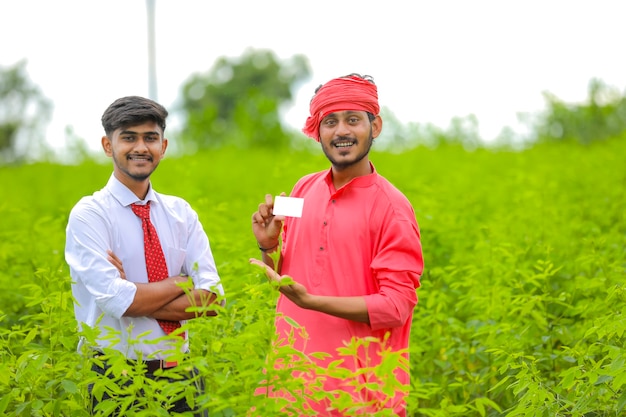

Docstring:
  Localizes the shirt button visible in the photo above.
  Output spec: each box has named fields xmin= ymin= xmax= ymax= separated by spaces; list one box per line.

xmin=319 ymin=247 xmax=324 ymax=251
xmin=331 ymin=199 xmax=336 ymax=204
xmin=323 ymin=221 xmax=327 ymax=226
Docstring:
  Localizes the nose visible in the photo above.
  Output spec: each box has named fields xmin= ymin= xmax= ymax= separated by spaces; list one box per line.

xmin=135 ymin=138 xmax=149 ymax=151
xmin=335 ymin=119 xmax=352 ymax=136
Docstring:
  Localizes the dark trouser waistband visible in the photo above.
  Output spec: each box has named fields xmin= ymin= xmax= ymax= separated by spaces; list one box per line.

xmin=143 ymin=359 xmax=179 ymax=372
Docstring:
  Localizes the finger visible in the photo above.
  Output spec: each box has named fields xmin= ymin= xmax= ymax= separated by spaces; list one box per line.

xmin=257 ymin=203 xmax=272 ymax=220
xmin=251 ymin=211 xmax=264 ymax=225
xmin=272 ymin=215 xmax=286 ymax=224
xmin=249 ymin=258 xmax=265 ymax=267
xmin=106 ymin=250 xmax=127 ymax=279
xmin=107 ymin=253 xmax=120 ymax=268
xmin=249 ymin=258 xmax=279 ymax=282
xmin=249 ymin=258 xmax=273 ymax=276
xmin=107 ymin=250 xmax=121 ymax=263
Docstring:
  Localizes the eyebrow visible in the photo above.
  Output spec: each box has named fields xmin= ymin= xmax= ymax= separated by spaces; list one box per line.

xmin=120 ymin=130 xmax=160 ymax=136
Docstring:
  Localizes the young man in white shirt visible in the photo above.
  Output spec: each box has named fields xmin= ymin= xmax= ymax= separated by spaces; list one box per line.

xmin=65 ymin=95 xmax=223 ymax=415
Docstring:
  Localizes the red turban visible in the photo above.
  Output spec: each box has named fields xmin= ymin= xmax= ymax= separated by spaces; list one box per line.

xmin=302 ymin=75 xmax=379 ymax=141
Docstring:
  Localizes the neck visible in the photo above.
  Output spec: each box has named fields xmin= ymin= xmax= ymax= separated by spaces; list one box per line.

xmin=114 ymin=172 xmax=150 ymax=200
xmin=331 ymin=160 xmax=372 ymax=189
xmin=132 ymin=184 xmax=150 ymax=201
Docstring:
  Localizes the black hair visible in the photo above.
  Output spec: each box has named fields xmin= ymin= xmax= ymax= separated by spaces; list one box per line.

xmin=101 ymin=96 xmax=168 ymax=136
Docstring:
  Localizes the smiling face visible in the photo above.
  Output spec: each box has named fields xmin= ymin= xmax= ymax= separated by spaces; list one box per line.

xmin=101 ymin=121 xmax=168 ymax=195
xmin=319 ymin=110 xmax=382 ymax=173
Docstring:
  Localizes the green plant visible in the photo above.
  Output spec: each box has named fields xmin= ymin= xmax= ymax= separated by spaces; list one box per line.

xmin=1 ymin=137 xmax=624 ymax=415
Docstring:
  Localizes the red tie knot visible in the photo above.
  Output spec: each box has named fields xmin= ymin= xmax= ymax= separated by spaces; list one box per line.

xmin=131 ymin=202 xmax=151 ymax=220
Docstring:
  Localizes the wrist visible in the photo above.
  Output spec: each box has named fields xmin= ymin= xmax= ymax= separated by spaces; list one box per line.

xmin=258 ymin=242 xmax=279 ymax=253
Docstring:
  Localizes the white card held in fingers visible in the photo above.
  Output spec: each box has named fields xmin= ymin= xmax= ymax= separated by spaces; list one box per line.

xmin=273 ymin=196 xmax=304 ymax=217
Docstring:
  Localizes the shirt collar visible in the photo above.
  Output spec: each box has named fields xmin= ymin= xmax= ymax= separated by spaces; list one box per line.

xmin=105 ymin=173 xmax=158 ymax=207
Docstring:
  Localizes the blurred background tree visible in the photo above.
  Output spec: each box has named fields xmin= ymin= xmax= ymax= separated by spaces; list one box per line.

xmin=0 ymin=60 xmax=52 ymax=164
xmin=2 ymin=50 xmax=626 ymax=166
xmin=534 ymin=78 xmax=626 ymax=144
xmin=176 ymin=48 xmax=311 ymax=152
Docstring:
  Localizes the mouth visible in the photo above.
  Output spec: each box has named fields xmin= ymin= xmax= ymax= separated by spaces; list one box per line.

xmin=332 ymin=139 xmax=356 ymax=149
xmin=128 ymin=154 xmax=152 ymax=162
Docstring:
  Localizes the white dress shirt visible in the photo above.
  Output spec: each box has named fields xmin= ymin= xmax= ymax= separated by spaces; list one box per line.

xmin=65 ymin=173 xmax=224 ymax=359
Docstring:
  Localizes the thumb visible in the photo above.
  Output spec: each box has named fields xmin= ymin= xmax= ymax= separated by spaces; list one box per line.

xmin=268 ymin=215 xmax=285 ymax=235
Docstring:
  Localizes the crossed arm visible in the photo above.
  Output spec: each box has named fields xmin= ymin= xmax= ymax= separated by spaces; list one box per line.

xmin=108 ymin=250 xmax=218 ymax=320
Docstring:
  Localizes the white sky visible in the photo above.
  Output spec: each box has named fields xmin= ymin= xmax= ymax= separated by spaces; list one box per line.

xmin=2 ymin=0 xmax=625 ymax=153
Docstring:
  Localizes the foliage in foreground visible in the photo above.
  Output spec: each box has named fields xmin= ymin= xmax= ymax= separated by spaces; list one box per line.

xmin=0 ymin=136 xmax=624 ymax=416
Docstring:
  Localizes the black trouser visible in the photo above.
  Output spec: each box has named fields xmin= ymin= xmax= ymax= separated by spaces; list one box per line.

xmin=89 ymin=359 xmax=208 ymax=416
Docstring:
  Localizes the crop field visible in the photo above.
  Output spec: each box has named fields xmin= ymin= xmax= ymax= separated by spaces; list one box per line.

xmin=0 ymin=138 xmax=624 ymax=416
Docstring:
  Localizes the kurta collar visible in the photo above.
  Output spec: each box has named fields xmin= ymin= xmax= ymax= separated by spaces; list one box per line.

xmin=324 ymin=162 xmax=378 ymax=194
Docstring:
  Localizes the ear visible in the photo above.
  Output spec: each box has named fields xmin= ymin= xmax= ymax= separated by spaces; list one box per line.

xmin=161 ymin=138 xmax=168 ymax=156
xmin=371 ymin=115 xmax=383 ymax=139
xmin=101 ymin=136 xmax=113 ymax=156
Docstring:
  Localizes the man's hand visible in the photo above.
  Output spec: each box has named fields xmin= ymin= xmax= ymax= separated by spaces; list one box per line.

xmin=251 ymin=193 xmax=286 ymax=252
xmin=249 ymin=258 xmax=371 ymax=324
xmin=107 ymin=250 xmax=126 ymax=280
xmin=249 ymin=258 xmax=310 ymax=308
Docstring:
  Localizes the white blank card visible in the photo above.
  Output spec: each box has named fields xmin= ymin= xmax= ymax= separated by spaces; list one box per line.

xmin=273 ymin=196 xmax=304 ymax=217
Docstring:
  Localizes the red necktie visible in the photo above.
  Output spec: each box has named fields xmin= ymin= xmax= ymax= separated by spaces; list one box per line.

xmin=131 ymin=202 xmax=182 ymax=336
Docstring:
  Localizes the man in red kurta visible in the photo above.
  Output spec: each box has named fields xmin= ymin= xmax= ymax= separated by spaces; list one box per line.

xmin=251 ymin=74 xmax=424 ymax=416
